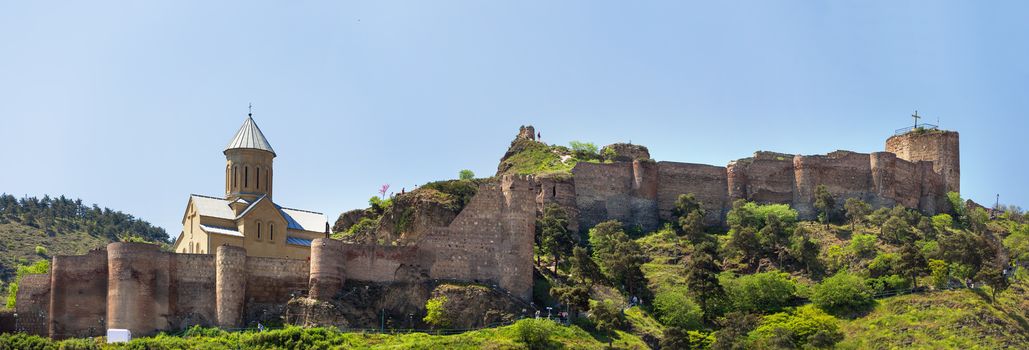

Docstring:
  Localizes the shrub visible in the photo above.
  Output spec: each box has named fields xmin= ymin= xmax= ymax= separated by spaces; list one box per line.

xmin=867 ymin=252 xmax=899 ymax=277
xmin=653 ymin=288 xmax=703 ymax=329
xmin=928 ymin=259 xmax=950 ymax=289
xmin=569 ymin=141 xmax=599 ymax=159
xmin=847 ymin=233 xmax=878 ymax=258
xmin=749 ymin=305 xmax=843 ymax=349
xmin=865 ymin=274 xmax=909 ymax=294
xmin=727 ymin=201 xmax=798 ymax=229
xmin=423 ymin=296 xmax=451 ymax=328
xmin=34 ymin=245 xmax=48 ymax=256
xmin=6 ymin=259 xmax=50 ymax=309
xmin=0 ymin=332 xmax=56 ymax=350
xmin=812 ymin=272 xmax=873 ymax=316
xmin=514 ymin=318 xmax=557 ymax=350
xmin=588 ymin=299 xmax=626 ymax=334
xmin=56 ymin=337 xmax=100 ymax=350
xmin=458 ymin=169 xmax=475 ymax=180
xmin=725 ymin=271 xmax=798 ymax=314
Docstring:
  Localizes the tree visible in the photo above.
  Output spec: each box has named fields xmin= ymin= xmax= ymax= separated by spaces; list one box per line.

xmin=976 ymin=239 xmax=1011 ymax=303
xmin=569 ymin=246 xmax=602 ymax=287
xmin=757 ymin=215 xmax=790 ymax=265
xmin=897 ymin=240 xmax=928 ymax=288
xmin=881 ymin=216 xmax=912 ymax=244
xmin=660 ymin=326 xmax=691 ymax=350
xmin=687 ymin=242 xmax=726 ymax=322
xmin=789 ymin=226 xmax=821 ymax=275
xmin=588 ymin=299 xmax=626 ymax=337
xmin=515 ymin=318 xmax=556 ymax=350
xmin=588 ymin=221 xmax=647 ymax=295
xmin=712 ymin=312 xmax=760 ymax=350
xmin=726 ymin=227 xmax=761 ymax=270
xmin=653 ymin=288 xmax=703 ymax=329
xmin=811 ymin=272 xmax=873 ymax=316
xmin=748 ymin=305 xmax=843 ymax=349
xmin=458 ymin=169 xmax=475 ymax=180
xmin=423 ymin=295 xmax=451 ymax=329
xmin=672 ymin=194 xmax=705 ymax=220
xmin=928 ymin=259 xmax=950 ymax=289
xmin=537 ymin=204 xmax=575 ymax=273
xmin=843 ymin=198 xmax=871 ymax=231
xmin=568 ymin=141 xmax=599 ymax=159
xmin=814 ymin=185 xmax=836 ymax=228
xmin=679 ymin=211 xmax=705 ymax=241
xmin=550 ymin=285 xmax=590 ymax=317
xmin=724 ymin=271 xmax=798 ymax=314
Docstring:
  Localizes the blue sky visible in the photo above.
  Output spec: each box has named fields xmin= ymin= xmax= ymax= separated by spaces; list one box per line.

xmin=1 ymin=1 xmax=1026 ymax=237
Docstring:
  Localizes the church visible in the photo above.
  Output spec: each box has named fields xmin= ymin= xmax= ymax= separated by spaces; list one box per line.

xmin=171 ymin=113 xmax=328 ymax=259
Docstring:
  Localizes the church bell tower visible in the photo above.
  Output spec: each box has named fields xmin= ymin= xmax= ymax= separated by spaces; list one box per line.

xmin=224 ymin=112 xmax=276 ymax=201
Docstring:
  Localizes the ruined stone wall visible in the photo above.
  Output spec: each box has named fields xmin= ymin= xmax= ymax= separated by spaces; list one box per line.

xmin=792 ymin=151 xmax=874 ymax=219
xmin=243 ymin=257 xmax=309 ymax=305
xmin=886 ymin=130 xmax=960 ymax=193
xmin=15 ymin=273 xmax=51 ymax=337
xmin=49 ymin=249 xmax=107 ymax=339
xmin=727 ymin=152 xmax=796 ymax=205
xmin=338 ymin=244 xmax=422 ymax=283
xmin=420 ymin=175 xmax=536 ymax=299
xmin=169 ymin=253 xmax=217 ymax=329
xmin=533 ymin=174 xmax=579 ymax=233
xmin=572 ymin=162 xmax=658 ymax=232
xmin=656 ymin=161 xmax=729 ymax=226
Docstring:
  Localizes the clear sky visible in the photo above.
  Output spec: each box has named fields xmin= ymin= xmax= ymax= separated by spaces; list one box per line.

xmin=1 ymin=1 xmax=1026 ymax=238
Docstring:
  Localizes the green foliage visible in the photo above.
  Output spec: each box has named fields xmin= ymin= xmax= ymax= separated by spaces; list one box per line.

xmin=823 ymin=244 xmax=850 ymax=274
xmin=898 ymin=240 xmax=928 ymax=287
xmin=749 ymin=305 xmax=843 ymax=349
xmin=867 ymin=252 xmax=899 ymax=278
xmin=881 ymin=216 xmax=913 ymax=244
xmin=6 ymin=259 xmax=50 ymax=309
xmin=550 ymin=285 xmax=589 ymax=315
xmin=726 ymin=200 xmax=798 ymax=229
xmin=814 ymin=185 xmax=837 ymax=227
xmin=687 ymin=243 xmax=726 ymax=321
xmin=931 ymin=213 xmax=954 ymax=232
xmin=458 ymin=169 xmax=475 ymax=180
xmin=34 ymin=245 xmax=47 ymax=256
xmin=812 ymin=272 xmax=873 ymax=316
xmin=847 ymin=233 xmax=877 ymax=258
xmin=865 ymin=274 xmax=910 ymax=295
xmin=1003 ymin=224 xmax=1029 ymax=263
xmin=844 ymin=198 xmax=871 ymax=229
xmin=537 ymin=204 xmax=575 ymax=272
xmin=928 ymin=259 xmax=949 ymax=289
xmin=367 ymin=196 xmax=393 ymax=215
xmin=672 ymin=194 xmax=705 ymax=221
xmin=653 ymin=287 xmax=703 ymax=330
xmin=420 ymin=179 xmax=480 ymax=211
xmin=588 ymin=220 xmax=647 ymax=295
xmin=569 ymin=246 xmax=602 ymax=286
xmin=568 ymin=140 xmax=599 ymax=159
xmin=423 ymin=295 xmax=451 ymax=328
xmin=946 ymin=191 xmax=967 ymax=226
xmin=724 ymin=271 xmax=798 ymax=314
xmin=498 ymin=139 xmax=577 ymax=176
xmin=514 ymin=318 xmax=557 ymax=350
xmin=0 ymin=332 xmax=55 ymax=350
xmin=588 ymin=299 xmax=626 ymax=334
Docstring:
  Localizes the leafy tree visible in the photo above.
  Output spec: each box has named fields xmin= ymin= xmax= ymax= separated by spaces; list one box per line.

xmin=881 ymin=216 xmax=912 ymax=244
xmin=712 ymin=312 xmax=760 ymax=350
xmin=458 ymin=169 xmax=475 ymax=180
xmin=423 ymin=296 xmax=451 ymax=329
xmin=946 ymin=191 xmax=967 ymax=227
xmin=748 ymin=305 xmax=843 ymax=349
xmin=812 ymin=272 xmax=873 ymax=316
xmin=727 ymin=200 xmax=798 ymax=230
xmin=588 ymin=220 xmax=647 ymax=296
xmin=568 ymin=141 xmax=599 ymax=159
xmin=844 ymin=198 xmax=871 ymax=230
xmin=672 ymin=193 xmax=705 ymax=219
xmin=514 ymin=318 xmax=557 ymax=350
xmin=653 ymin=287 xmax=703 ymax=329
xmin=968 ymin=207 xmax=990 ymax=234
xmin=931 ymin=214 xmax=954 ymax=232
xmin=726 ymin=227 xmax=761 ymax=269
xmin=588 ymin=220 xmax=624 ymax=259
xmin=867 ymin=252 xmax=899 ymax=278
xmin=679 ymin=212 xmax=706 ymax=242
xmin=724 ymin=271 xmax=798 ymax=314
xmin=588 ymin=299 xmax=626 ymax=336
xmin=757 ymin=215 xmax=790 ymax=265
xmin=686 ymin=242 xmax=726 ymax=322
xmin=789 ymin=226 xmax=822 ymax=275
xmin=550 ymin=285 xmax=590 ymax=317
xmin=898 ymin=240 xmax=928 ymax=288
xmin=928 ymin=259 xmax=950 ymax=289
xmin=867 ymin=207 xmax=891 ymax=233
xmin=976 ymin=241 xmax=1010 ymax=303
xmin=537 ymin=204 xmax=575 ymax=272
xmin=814 ymin=185 xmax=836 ymax=228
xmin=569 ymin=246 xmax=602 ymax=287
xmin=660 ymin=326 xmax=691 ymax=350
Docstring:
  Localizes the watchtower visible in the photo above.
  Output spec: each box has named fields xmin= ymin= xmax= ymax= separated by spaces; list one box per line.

xmin=885 ymin=111 xmax=960 ymax=193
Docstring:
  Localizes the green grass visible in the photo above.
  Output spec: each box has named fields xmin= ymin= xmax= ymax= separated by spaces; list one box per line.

xmin=1 ymin=321 xmax=652 ymax=350
xmin=838 ymin=288 xmax=1029 ymax=349
xmin=636 ymin=227 xmax=690 ymax=293
xmin=497 ymin=140 xmax=578 ymax=176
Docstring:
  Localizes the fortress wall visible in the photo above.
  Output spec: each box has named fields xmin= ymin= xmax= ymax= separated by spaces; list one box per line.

xmin=727 ymin=152 xmax=796 ymax=205
xmin=792 ymin=151 xmax=873 ymax=219
xmin=534 ymin=175 xmax=579 ymax=233
xmin=572 ymin=162 xmax=657 ymax=232
xmin=169 ymin=253 xmax=216 ymax=329
xmin=420 ymin=175 xmax=535 ymax=299
xmin=886 ymin=130 xmax=960 ymax=193
xmin=309 ymin=239 xmax=345 ymax=300
xmin=339 ymin=243 xmax=421 ymax=283
xmin=15 ymin=274 xmax=51 ymax=337
xmin=107 ymin=243 xmax=171 ymax=337
xmin=216 ymin=246 xmax=246 ymax=328
xmin=243 ymin=256 xmax=309 ymax=305
xmin=49 ymin=249 xmax=108 ymax=339
xmin=656 ymin=161 xmax=729 ymax=226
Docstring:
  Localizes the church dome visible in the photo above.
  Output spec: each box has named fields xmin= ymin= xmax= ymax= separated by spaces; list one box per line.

xmin=225 ymin=116 xmax=276 ymax=156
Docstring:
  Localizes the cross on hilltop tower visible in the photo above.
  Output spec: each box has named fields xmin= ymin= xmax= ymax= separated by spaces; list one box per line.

xmin=912 ymin=110 xmax=920 ymax=129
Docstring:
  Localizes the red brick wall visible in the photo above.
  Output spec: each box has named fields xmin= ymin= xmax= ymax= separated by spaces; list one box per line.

xmin=49 ymin=249 xmax=109 ymax=339
xmin=15 ymin=273 xmax=51 ymax=337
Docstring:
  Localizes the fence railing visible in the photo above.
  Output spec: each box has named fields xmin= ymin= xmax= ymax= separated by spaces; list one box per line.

xmin=895 ymin=123 xmax=939 ymax=135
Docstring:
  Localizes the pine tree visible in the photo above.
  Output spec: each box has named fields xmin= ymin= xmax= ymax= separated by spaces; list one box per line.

xmin=814 ymin=185 xmax=836 ymax=229
xmin=843 ymin=198 xmax=871 ymax=231
xmin=538 ymin=204 xmax=575 ymax=273
xmin=686 ymin=242 xmax=725 ymax=322
xmin=898 ymin=240 xmax=928 ymax=288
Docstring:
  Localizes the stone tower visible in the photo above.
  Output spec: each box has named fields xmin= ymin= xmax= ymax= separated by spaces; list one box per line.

xmin=224 ymin=115 xmax=276 ymax=201
xmin=886 ymin=130 xmax=960 ymax=193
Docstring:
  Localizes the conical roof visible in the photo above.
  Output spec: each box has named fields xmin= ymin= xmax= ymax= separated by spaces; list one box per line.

xmin=225 ymin=116 xmax=276 ymax=156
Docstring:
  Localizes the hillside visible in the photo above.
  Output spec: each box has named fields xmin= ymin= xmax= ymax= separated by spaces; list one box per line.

xmin=0 ymin=194 xmax=169 ymax=283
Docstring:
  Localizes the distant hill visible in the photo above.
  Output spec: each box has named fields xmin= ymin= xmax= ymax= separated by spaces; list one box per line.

xmin=0 ymin=194 xmax=168 ymax=283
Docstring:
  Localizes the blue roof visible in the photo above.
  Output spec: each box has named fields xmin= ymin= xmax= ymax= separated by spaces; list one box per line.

xmin=286 ymin=236 xmax=313 ymax=247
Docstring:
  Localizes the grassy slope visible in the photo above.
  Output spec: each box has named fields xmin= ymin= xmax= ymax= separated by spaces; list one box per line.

xmin=0 ymin=221 xmax=111 ymax=282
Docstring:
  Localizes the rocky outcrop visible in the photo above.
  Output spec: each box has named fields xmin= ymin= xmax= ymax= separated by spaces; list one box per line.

xmin=377 ymin=190 xmax=460 ymax=244
xmin=429 ymin=283 xmax=527 ymax=329
xmin=602 ymin=143 xmax=651 ymax=162
xmin=333 ymin=209 xmax=370 ymax=233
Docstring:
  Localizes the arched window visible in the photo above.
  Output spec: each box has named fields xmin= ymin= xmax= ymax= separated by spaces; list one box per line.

xmin=266 ymin=169 xmax=270 ymax=190
xmin=257 ymin=222 xmax=262 ymax=239
xmin=270 ymin=224 xmax=275 ymax=241
xmin=256 ymin=167 xmax=260 ymax=189
xmin=244 ymin=166 xmax=249 ymax=188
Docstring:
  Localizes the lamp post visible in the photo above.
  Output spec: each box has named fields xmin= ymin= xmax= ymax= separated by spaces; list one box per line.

xmin=545 ymin=307 xmax=552 ymax=320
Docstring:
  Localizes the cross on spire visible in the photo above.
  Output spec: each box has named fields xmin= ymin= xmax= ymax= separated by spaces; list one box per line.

xmin=912 ymin=110 xmax=921 ymax=128
xmin=248 ymin=103 xmax=253 ymax=117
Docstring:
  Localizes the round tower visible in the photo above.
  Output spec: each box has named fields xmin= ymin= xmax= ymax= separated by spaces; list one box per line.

xmin=224 ymin=114 xmax=276 ymax=201
xmin=885 ymin=129 xmax=960 ymax=194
